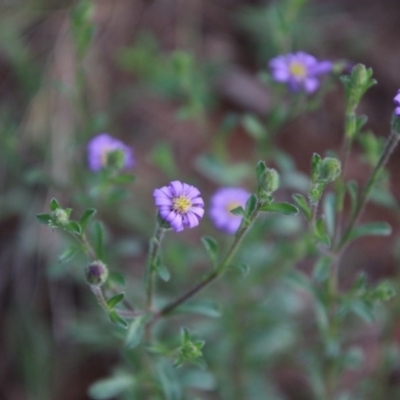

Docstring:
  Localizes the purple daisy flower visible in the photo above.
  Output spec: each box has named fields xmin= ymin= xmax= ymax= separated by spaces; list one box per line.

xmin=153 ymin=181 xmax=205 ymax=232
xmin=209 ymin=187 xmax=250 ymax=234
xmin=269 ymin=51 xmax=332 ymax=94
xmin=87 ymin=133 xmax=134 ymax=172
xmin=394 ymin=90 xmax=400 ymax=115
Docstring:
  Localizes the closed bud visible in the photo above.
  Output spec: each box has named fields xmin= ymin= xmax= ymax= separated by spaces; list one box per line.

xmin=258 ymin=168 xmax=280 ymax=195
xmin=85 ymin=260 xmax=109 ymax=286
xmin=106 ymin=149 xmax=126 ymax=170
xmin=51 ymin=208 xmax=69 ymax=227
xmin=317 ymin=157 xmax=341 ymax=183
xmin=351 ymin=64 xmax=369 ymax=88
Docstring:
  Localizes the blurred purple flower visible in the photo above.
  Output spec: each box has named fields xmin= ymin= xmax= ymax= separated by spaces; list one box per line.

xmin=269 ymin=51 xmax=332 ymax=93
xmin=87 ymin=133 xmax=134 ymax=172
xmin=153 ymin=181 xmax=204 ymax=232
xmin=394 ymin=90 xmax=400 ymax=115
xmin=209 ymin=187 xmax=250 ymax=234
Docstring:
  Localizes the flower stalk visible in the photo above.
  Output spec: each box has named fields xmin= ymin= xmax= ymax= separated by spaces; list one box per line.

xmin=158 ymin=206 xmax=261 ymax=317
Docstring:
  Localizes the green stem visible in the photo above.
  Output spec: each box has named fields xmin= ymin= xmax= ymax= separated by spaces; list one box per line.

xmin=90 ymin=285 xmax=109 ymax=312
xmin=158 ymin=208 xmax=260 ymax=317
xmin=146 ymin=225 xmax=166 ymax=311
xmin=337 ymin=130 xmax=400 ymax=251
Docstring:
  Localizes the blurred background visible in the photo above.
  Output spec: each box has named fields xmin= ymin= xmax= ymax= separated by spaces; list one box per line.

xmin=2 ymin=0 xmax=400 ymax=399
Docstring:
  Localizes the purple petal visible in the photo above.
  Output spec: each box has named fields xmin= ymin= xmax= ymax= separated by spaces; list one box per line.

xmin=170 ymin=181 xmax=184 ymax=196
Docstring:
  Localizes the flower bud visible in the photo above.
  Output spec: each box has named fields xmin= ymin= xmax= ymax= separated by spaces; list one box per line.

xmin=85 ymin=260 xmax=109 ymax=286
xmin=106 ymin=149 xmax=126 ymax=170
xmin=51 ymin=208 xmax=69 ymax=227
xmin=351 ymin=64 xmax=369 ymax=88
xmin=317 ymin=157 xmax=341 ymax=183
xmin=258 ymin=167 xmax=280 ymax=195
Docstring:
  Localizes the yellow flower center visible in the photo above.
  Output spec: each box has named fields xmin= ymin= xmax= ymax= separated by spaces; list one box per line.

xmin=289 ymin=62 xmax=307 ymax=78
xmin=173 ymin=195 xmax=192 ymax=214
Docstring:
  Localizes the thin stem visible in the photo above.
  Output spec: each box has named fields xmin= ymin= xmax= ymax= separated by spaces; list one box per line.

xmin=90 ymin=285 xmax=109 ymax=312
xmin=337 ymin=130 xmax=400 ymax=251
xmin=146 ymin=225 xmax=166 ymax=311
xmin=158 ymin=209 xmax=260 ymax=317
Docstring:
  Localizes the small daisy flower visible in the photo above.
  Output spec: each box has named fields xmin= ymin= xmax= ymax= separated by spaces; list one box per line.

xmin=269 ymin=51 xmax=332 ymax=93
xmin=394 ymin=90 xmax=400 ymax=115
xmin=153 ymin=181 xmax=205 ymax=232
xmin=87 ymin=133 xmax=134 ymax=172
xmin=209 ymin=187 xmax=250 ymax=234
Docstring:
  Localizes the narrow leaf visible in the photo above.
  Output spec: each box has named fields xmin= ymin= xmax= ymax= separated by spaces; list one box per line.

xmin=36 ymin=213 xmax=52 ymax=225
xmin=109 ymin=310 xmax=128 ymax=329
xmin=259 ymin=202 xmax=299 ymax=215
xmin=155 ymin=263 xmax=170 ymax=282
xmin=58 ymin=246 xmax=80 ymax=263
xmin=67 ymin=221 xmax=81 ymax=235
xmin=245 ymin=194 xmax=258 ymax=216
xmin=241 ymin=114 xmax=266 ymax=140
xmin=346 ymin=181 xmax=358 ymax=217
xmin=313 ymin=256 xmax=331 ymax=282
xmin=94 ymin=221 xmax=105 ymax=259
xmin=110 ymin=173 xmax=135 ymax=185
xmin=349 ymin=222 xmax=392 ymax=241
xmin=125 ymin=315 xmax=148 ymax=349
xmin=315 ymin=218 xmax=331 ymax=247
xmin=230 ymin=206 xmax=245 ymax=217
xmin=88 ymin=374 xmax=134 ymax=400
xmin=50 ymin=198 xmax=61 ymax=211
xmin=293 ymin=193 xmax=311 ymax=220
xmin=106 ymin=293 xmax=125 ymax=309
xmin=323 ymin=192 xmax=336 ymax=237
xmin=201 ymin=236 xmax=219 ymax=267
xmin=79 ymin=208 xmax=96 ymax=230
xmin=232 ymin=263 xmax=250 ymax=276
xmin=172 ymin=300 xmax=221 ymax=318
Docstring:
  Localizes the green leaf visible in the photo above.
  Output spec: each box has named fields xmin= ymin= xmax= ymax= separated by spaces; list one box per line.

xmin=109 ymin=311 xmax=128 ymax=329
xmin=231 ymin=263 xmax=250 ymax=276
xmin=155 ymin=263 xmax=170 ymax=282
xmin=313 ymin=256 xmax=331 ymax=282
xmin=110 ymin=173 xmax=136 ymax=185
xmin=88 ymin=374 xmax=134 ymax=400
xmin=195 ymin=154 xmax=251 ymax=185
xmin=293 ymin=193 xmax=311 ymax=220
xmin=346 ymin=299 xmax=375 ymax=323
xmin=230 ymin=206 xmax=245 ymax=217
xmin=241 ymin=114 xmax=266 ymax=140
xmin=256 ymin=160 xmax=267 ymax=180
xmin=94 ymin=221 xmax=105 ymax=260
xmin=346 ymin=181 xmax=358 ymax=217
xmin=311 ymin=153 xmax=321 ymax=183
xmin=50 ymin=198 xmax=61 ymax=211
xmin=156 ymin=360 xmax=182 ymax=400
xmin=36 ymin=213 xmax=52 ymax=225
xmin=58 ymin=246 xmax=80 ymax=263
xmin=259 ymin=202 xmax=299 ymax=215
xmin=323 ymin=192 xmax=336 ymax=237
xmin=201 ymin=236 xmax=219 ymax=267
xmin=285 ymin=270 xmax=312 ymax=292
xmin=315 ymin=218 xmax=331 ymax=247
xmin=150 ymin=142 xmax=178 ymax=178
xmin=108 ymin=272 xmax=126 ymax=286
xmin=66 ymin=221 xmax=81 ymax=235
xmin=125 ymin=315 xmax=148 ymax=349
xmin=348 ymin=222 xmax=392 ymax=241
xmin=106 ymin=293 xmax=125 ymax=309
xmin=171 ymin=300 xmax=221 ymax=318
xmin=79 ymin=208 xmax=96 ymax=230
xmin=244 ymin=193 xmax=258 ymax=216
